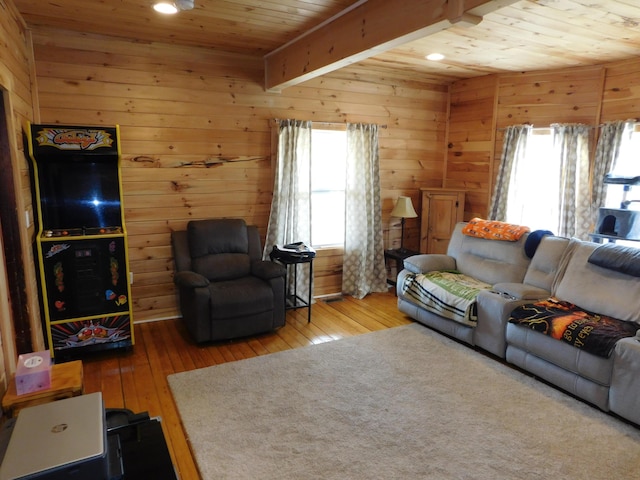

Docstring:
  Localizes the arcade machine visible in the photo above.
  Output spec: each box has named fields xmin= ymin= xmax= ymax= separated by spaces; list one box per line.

xmin=27 ymin=123 xmax=134 ymax=361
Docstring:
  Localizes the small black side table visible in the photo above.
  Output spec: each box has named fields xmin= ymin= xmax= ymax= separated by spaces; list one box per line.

xmin=384 ymin=248 xmax=420 ymax=289
xmin=269 ymin=251 xmax=314 ymax=323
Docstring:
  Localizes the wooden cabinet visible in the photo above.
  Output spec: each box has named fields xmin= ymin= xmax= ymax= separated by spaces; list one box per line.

xmin=420 ymin=189 xmax=465 ymax=254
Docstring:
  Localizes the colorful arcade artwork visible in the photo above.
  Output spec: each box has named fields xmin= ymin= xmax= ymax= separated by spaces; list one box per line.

xmin=35 ymin=127 xmax=114 ymax=151
xmin=28 ymin=123 xmax=134 ymax=360
xmin=51 ymin=316 xmax=132 ymax=350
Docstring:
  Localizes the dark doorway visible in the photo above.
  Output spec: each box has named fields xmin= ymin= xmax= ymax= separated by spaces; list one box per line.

xmin=0 ymin=91 xmax=32 ymax=353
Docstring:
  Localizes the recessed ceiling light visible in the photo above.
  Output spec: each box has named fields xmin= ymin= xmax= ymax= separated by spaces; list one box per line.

xmin=426 ymin=53 xmax=445 ymax=61
xmin=153 ymin=2 xmax=178 ymax=14
xmin=153 ymin=0 xmax=195 ymax=14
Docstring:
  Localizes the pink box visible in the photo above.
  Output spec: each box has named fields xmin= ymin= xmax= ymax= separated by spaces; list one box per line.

xmin=15 ymin=351 xmax=52 ymax=395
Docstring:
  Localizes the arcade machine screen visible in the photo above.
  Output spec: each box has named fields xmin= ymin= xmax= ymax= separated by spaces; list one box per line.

xmin=38 ymin=156 xmax=122 ymax=234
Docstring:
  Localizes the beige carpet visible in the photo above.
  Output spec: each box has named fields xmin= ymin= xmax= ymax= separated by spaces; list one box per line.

xmin=168 ymin=323 xmax=640 ymax=479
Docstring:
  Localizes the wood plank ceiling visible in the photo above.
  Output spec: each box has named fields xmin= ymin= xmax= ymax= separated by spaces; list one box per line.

xmin=13 ymin=0 xmax=640 ymax=87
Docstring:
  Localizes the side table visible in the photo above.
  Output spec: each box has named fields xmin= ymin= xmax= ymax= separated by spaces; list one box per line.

xmin=2 ymin=360 xmax=84 ymax=418
xmin=384 ymin=248 xmax=420 ymax=290
xmin=269 ymin=251 xmax=314 ymax=323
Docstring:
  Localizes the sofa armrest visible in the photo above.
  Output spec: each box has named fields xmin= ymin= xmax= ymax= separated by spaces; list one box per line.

xmin=474 ymin=290 xmax=537 ymax=358
xmin=174 ymin=271 xmax=210 ymax=288
xmin=402 ymin=254 xmax=456 ymax=274
xmin=492 ymin=282 xmax=550 ymax=300
xmin=610 ymin=336 xmax=640 ymax=424
xmin=252 ymin=260 xmax=286 ymax=280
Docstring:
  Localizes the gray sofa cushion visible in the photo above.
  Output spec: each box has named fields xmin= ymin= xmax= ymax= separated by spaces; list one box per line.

xmin=402 ymin=254 xmax=455 ymax=274
xmin=588 ymin=243 xmax=640 ymax=277
xmin=447 ymin=223 xmax=531 ymax=285
xmin=523 ymin=235 xmax=571 ymax=292
xmin=555 ymin=241 xmax=640 ymax=323
xmin=492 ymin=282 xmax=550 ymax=300
xmin=506 ymin=323 xmax=613 ymax=386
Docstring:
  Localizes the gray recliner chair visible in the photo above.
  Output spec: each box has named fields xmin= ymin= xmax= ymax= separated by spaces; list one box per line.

xmin=171 ymin=218 xmax=286 ymax=343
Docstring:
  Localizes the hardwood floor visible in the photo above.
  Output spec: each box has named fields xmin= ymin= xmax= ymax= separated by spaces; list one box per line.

xmin=81 ymin=292 xmax=412 ymax=480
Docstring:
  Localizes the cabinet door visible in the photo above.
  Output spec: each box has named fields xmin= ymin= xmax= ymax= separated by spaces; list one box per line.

xmin=421 ymin=190 xmax=465 ymax=254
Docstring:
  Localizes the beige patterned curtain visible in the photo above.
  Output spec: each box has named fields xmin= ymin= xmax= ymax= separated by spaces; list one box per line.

xmin=342 ymin=123 xmax=387 ymax=299
xmin=592 ymin=120 xmax=635 ymax=216
xmin=552 ymin=123 xmax=591 ymax=239
xmin=489 ymin=125 xmax=532 ymax=221
xmin=264 ymin=119 xmax=312 ymax=299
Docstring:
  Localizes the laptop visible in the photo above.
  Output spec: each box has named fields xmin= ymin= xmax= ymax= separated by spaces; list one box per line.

xmin=0 ymin=392 xmax=108 ymax=480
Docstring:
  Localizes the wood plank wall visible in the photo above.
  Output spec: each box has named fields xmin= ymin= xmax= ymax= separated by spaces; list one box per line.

xmin=446 ymin=76 xmax=497 ymax=219
xmin=600 ymin=58 xmax=640 ymax=121
xmin=28 ymin=27 xmax=448 ymax=322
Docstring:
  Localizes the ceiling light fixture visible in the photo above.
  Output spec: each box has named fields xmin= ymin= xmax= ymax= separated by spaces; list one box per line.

xmin=426 ymin=53 xmax=445 ymax=61
xmin=153 ymin=0 xmax=194 ymax=14
xmin=153 ymin=2 xmax=178 ymax=14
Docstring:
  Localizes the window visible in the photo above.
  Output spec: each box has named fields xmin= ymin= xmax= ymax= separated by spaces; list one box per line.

xmin=604 ymin=124 xmax=640 ymax=211
xmin=504 ymin=123 xmax=640 ymax=245
xmin=310 ymin=128 xmax=346 ymax=247
xmin=505 ymin=128 xmax=558 ymax=232
xmin=602 ymin=123 xmax=640 ymax=248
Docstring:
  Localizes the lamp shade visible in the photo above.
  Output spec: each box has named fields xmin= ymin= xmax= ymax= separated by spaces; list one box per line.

xmin=391 ymin=196 xmax=418 ymax=219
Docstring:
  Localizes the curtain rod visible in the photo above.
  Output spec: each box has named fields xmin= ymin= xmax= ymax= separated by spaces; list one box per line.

xmin=498 ymin=119 xmax=639 ymax=131
xmin=273 ymin=119 xmax=387 ymax=129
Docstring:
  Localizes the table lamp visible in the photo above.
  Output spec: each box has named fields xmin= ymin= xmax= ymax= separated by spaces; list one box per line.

xmin=391 ymin=196 xmax=418 ymax=252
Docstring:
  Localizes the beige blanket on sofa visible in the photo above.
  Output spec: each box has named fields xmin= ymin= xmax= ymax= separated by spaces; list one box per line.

xmin=401 ymin=271 xmax=492 ymax=326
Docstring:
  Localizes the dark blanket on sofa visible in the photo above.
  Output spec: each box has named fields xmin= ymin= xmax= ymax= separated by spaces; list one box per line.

xmin=509 ymin=297 xmax=639 ymax=357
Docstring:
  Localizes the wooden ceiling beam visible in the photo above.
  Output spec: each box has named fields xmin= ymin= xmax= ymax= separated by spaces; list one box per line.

xmin=263 ymin=0 xmax=515 ymax=92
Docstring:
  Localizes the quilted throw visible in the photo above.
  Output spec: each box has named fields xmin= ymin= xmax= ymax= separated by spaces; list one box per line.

xmin=509 ymin=297 xmax=639 ymax=357
xmin=402 ymin=271 xmax=492 ymax=327
xmin=462 ymin=218 xmax=530 ymax=241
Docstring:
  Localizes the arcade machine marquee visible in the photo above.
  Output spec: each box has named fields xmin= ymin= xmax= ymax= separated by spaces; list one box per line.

xmin=27 ymin=123 xmax=134 ymax=360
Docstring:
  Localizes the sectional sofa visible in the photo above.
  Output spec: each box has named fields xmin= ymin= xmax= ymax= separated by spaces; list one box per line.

xmin=396 ymin=221 xmax=640 ymax=425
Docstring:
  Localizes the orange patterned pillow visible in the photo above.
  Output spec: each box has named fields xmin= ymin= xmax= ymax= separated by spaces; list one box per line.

xmin=461 ymin=218 xmax=530 ymax=241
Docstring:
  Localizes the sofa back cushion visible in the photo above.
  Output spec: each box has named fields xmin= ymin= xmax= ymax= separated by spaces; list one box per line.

xmin=188 ymin=219 xmax=251 ymax=281
xmin=447 ymin=222 xmax=531 ymax=285
xmin=555 ymin=240 xmax=640 ymax=323
xmin=523 ymin=235 xmax=571 ymax=291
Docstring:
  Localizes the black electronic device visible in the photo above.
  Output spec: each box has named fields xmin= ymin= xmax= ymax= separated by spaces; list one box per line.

xmin=272 ymin=242 xmax=316 ymax=259
xmin=105 ymin=409 xmax=177 ymax=480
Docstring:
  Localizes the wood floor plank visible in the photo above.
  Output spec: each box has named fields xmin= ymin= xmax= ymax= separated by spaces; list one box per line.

xmin=118 ymin=353 xmax=141 ymax=414
xmin=78 ymin=292 xmax=407 ymax=480
xmin=276 ymin=322 xmax=315 ymax=349
xmin=325 ymin=298 xmax=389 ymax=331
xmin=99 ymin=356 xmax=124 ymax=408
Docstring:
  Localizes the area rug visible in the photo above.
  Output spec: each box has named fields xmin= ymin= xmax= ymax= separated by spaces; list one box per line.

xmin=168 ymin=324 xmax=640 ymax=479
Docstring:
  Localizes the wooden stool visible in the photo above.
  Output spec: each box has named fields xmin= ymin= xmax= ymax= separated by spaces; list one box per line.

xmin=2 ymin=360 xmax=84 ymax=418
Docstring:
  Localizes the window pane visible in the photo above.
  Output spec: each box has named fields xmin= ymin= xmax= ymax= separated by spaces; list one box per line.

xmin=311 ymin=191 xmax=345 ymax=247
xmin=506 ymin=131 xmax=559 ymax=232
xmin=311 ymin=129 xmax=346 ymax=247
xmin=605 ymin=128 xmax=640 ymax=210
